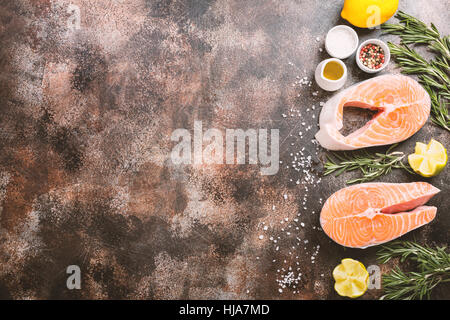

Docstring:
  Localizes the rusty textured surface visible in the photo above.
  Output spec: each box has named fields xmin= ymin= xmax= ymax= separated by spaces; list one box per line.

xmin=0 ymin=0 xmax=448 ymax=299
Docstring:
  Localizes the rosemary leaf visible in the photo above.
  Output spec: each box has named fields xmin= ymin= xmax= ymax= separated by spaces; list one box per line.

xmin=383 ymin=11 xmax=450 ymax=59
xmin=382 ymin=11 xmax=450 ymax=132
xmin=377 ymin=241 xmax=450 ymax=300
xmin=324 ymin=144 xmax=413 ymax=184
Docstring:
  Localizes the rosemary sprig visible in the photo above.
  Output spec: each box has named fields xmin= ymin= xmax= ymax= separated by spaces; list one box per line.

xmin=324 ymin=144 xmax=413 ymax=184
xmin=377 ymin=241 xmax=450 ymax=300
xmin=382 ymin=11 xmax=450 ymax=132
xmin=382 ymin=11 xmax=450 ymax=59
xmin=388 ymin=43 xmax=449 ymax=88
xmin=424 ymin=82 xmax=450 ymax=130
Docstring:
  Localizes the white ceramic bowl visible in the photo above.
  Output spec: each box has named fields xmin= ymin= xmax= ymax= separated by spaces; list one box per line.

xmin=325 ymin=25 xmax=359 ymax=59
xmin=356 ymin=39 xmax=391 ymax=73
xmin=315 ymin=58 xmax=348 ymax=92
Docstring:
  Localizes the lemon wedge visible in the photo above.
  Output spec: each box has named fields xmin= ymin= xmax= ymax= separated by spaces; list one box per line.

xmin=408 ymin=139 xmax=448 ymax=178
xmin=333 ymin=258 xmax=369 ymax=298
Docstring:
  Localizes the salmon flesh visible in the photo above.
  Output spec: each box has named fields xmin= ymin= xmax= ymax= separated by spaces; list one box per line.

xmin=316 ymin=75 xmax=431 ymax=150
xmin=320 ymin=182 xmax=440 ymax=248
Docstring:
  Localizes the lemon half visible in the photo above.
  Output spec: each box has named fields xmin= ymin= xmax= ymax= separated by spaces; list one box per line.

xmin=408 ymin=139 xmax=448 ymax=178
xmin=333 ymin=258 xmax=369 ymax=298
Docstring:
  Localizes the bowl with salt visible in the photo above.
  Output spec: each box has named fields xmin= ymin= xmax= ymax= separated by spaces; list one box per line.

xmin=325 ymin=25 xmax=359 ymax=60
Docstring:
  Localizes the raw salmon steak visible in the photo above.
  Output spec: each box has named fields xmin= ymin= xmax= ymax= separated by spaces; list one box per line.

xmin=320 ymin=182 xmax=440 ymax=248
xmin=316 ymin=75 xmax=431 ymax=150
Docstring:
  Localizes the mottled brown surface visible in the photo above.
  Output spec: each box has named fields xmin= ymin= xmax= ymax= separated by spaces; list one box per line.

xmin=0 ymin=0 xmax=448 ymax=300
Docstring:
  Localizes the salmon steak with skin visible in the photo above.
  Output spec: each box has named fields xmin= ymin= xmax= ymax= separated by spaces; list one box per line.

xmin=320 ymin=182 xmax=440 ymax=248
xmin=316 ymin=75 xmax=431 ymax=151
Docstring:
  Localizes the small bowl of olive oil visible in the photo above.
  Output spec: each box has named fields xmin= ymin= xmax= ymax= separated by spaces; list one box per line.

xmin=315 ymin=58 xmax=347 ymax=92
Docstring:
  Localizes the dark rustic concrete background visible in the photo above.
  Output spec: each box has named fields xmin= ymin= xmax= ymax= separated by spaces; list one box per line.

xmin=0 ymin=0 xmax=448 ymax=299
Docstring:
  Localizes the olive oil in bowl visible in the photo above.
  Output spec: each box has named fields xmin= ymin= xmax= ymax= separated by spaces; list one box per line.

xmin=315 ymin=58 xmax=348 ymax=92
xmin=323 ymin=61 xmax=345 ymax=81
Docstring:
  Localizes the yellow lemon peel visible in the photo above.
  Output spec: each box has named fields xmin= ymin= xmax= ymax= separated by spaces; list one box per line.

xmin=341 ymin=0 xmax=399 ymax=28
xmin=408 ymin=139 xmax=447 ymax=178
xmin=333 ymin=258 xmax=369 ymax=298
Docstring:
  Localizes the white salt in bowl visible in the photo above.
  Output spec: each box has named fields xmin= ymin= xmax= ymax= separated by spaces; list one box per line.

xmin=325 ymin=25 xmax=359 ymax=60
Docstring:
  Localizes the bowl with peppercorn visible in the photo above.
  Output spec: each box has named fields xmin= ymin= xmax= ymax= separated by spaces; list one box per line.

xmin=356 ymin=39 xmax=390 ymax=74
